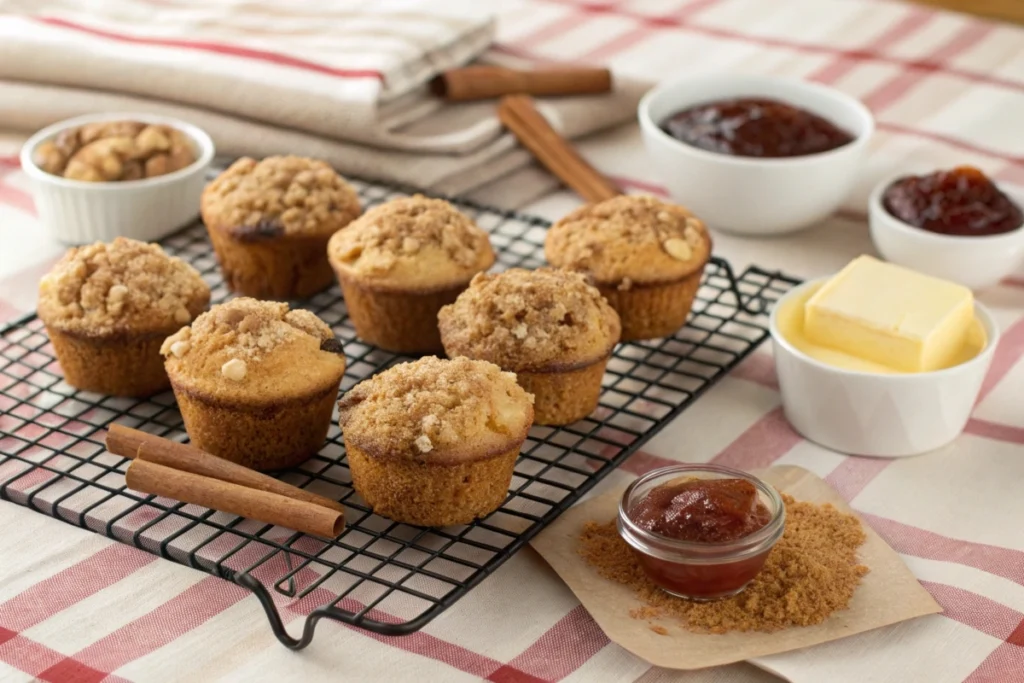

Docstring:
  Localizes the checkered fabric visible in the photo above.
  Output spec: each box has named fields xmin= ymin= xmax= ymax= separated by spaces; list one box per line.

xmin=1 ymin=1 xmax=1023 ymax=681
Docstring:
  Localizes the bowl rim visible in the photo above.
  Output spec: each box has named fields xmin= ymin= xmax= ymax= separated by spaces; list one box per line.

xmin=637 ymin=73 xmax=876 ymax=167
xmin=868 ymin=173 xmax=1024 ymax=246
xmin=769 ymin=276 xmax=1001 ymax=380
xmin=19 ymin=111 xmax=215 ymax=191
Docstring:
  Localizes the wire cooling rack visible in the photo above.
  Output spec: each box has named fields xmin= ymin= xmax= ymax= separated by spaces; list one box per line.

xmin=0 ymin=179 xmax=801 ymax=649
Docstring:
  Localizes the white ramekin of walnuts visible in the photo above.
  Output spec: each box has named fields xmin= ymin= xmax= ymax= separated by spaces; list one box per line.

xmin=20 ymin=113 xmax=215 ymax=244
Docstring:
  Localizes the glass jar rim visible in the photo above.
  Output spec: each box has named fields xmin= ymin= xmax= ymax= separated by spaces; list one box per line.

xmin=617 ymin=463 xmax=786 ymax=556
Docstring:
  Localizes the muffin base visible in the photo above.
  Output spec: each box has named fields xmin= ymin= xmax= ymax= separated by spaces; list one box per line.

xmin=207 ymin=226 xmax=334 ymax=301
xmin=171 ymin=381 xmax=339 ymax=471
xmin=47 ymin=326 xmax=171 ymax=397
xmin=338 ymin=279 xmax=464 ymax=355
xmin=598 ymin=265 xmax=706 ymax=342
xmin=346 ymin=443 xmax=521 ymax=527
xmin=516 ymin=356 xmax=609 ymax=426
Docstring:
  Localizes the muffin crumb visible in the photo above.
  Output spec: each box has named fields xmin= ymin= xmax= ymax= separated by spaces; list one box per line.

xmin=578 ymin=495 xmax=869 ymax=634
xmin=38 ymin=237 xmax=209 ymax=336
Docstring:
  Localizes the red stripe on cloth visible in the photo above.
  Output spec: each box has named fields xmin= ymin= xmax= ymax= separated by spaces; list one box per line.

xmin=608 ymin=175 xmax=668 ymax=197
xmin=978 ymin=316 xmax=1024 ymax=403
xmin=1002 ymin=276 xmax=1024 ymax=289
xmin=861 ymin=512 xmax=1024 ymax=587
xmin=0 ymin=543 xmax=155 ymax=631
xmin=534 ymin=0 xmax=1024 ymax=94
xmin=0 ymin=156 xmax=19 ymax=169
xmin=513 ymin=1 xmax=617 ymax=51
xmin=710 ymin=406 xmax=802 ymax=469
xmin=0 ymin=628 xmax=133 ymax=683
xmin=574 ymin=0 xmax=723 ymax=63
xmin=0 ymin=181 xmax=36 ymax=216
xmin=966 ymin=634 xmax=1024 ymax=683
xmin=859 ymin=23 xmax=995 ymax=111
xmin=501 ymin=605 xmax=609 ymax=681
xmin=809 ymin=6 xmax=933 ymax=85
xmin=729 ymin=352 xmax=778 ymax=391
xmin=823 ymin=457 xmax=892 ymax=502
xmin=489 ymin=666 xmax=550 ymax=683
xmin=921 ymin=581 xmax=1024 ymax=641
xmin=34 ymin=17 xmax=382 ymax=81
xmin=964 ymin=418 xmax=1024 ymax=445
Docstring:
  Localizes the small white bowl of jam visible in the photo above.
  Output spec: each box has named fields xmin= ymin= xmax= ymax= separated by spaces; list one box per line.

xmin=869 ymin=166 xmax=1024 ymax=291
xmin=638 ymin=74 xmax=874 ymax=236
xmin=770 ymin=256 xmax=999 ymax=457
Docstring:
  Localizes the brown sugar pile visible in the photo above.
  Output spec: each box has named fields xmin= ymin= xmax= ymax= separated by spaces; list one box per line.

xmin=579 ymin=495 xmax=869 ymax=634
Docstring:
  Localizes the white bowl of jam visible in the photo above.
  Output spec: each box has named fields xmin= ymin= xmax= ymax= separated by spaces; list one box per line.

xmin=638 ymin=74 xmax=874 ymax=236
xmin=617 ymin=464 xmax=785 ymax=601
xmin=869 ymin=166 xmax=1024 ymax=291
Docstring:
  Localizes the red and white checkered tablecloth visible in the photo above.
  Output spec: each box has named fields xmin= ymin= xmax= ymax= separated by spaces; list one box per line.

xmin=2 ymin=1 xmax=1024 ymax=681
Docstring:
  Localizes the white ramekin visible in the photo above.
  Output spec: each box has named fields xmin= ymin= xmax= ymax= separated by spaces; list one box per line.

xmin=20 ymin=112 xmax=215 ymax=245
xmin=770 ymin=278 xmax=999 ymax=458
xmin=638 ymin=74 xmax=874 ymax=236
xmin=869 ymin=176 xmax=1024 ymax=291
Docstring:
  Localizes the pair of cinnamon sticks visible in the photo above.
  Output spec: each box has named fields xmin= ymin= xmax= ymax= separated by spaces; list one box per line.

xmin=435 ymin=66 xmax=621 ymax=203
xmin=106 ymin=425 xmax=344 ymax=538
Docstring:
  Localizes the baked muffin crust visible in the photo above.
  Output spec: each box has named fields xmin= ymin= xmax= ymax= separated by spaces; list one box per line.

xmin=328 ymin=195 xmax=495 ymax=292
xmin=161 ymin=298 xmax=346 ymax=403
xmin=545 ymin=195 xmax=711 ymax=287
xmin=439 ymin=268 xmax=620 ymax=372
xmin=201 ymin=156 xmax=361 ymax=239
xmin=38 ymin=237 xmax=209 ymax=337
xmin=338 ymin=356 xmax=533 ymax=464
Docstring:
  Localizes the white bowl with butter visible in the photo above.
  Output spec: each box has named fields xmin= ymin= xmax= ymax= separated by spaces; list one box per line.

xmin=869 ymin=177 xmax=1024 ymax=291
xmin=770 ymin=256 xmax=999 ymax=457
xmin=638 ymin=74 xmax=873 ymax=236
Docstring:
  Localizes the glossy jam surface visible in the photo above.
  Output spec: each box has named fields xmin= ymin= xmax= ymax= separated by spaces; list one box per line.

xmin=630 ymin=478 xmax=771 ymax=543
xmin=661 ymin=98 xmax=854 ymax=158
xmin=883 ymin=166 xmax=1024 ymax=237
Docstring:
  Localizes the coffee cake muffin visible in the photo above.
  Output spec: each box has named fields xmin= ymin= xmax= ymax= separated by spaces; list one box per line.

xmin=201 ymin=156 xmax=361 ymax=300
xmin=161 ymin=298 xmax=346 ymax=470
xmin=338 ymin=356 xmax=534 ymax=526
xmin=327 ymin=195 xmax=495 ymax=354
xmin=545 ymin=195 xmax=711 ymax=341
xmin=38 ymin=237 xmax=209 ymax=396
xmin=439 ymin=268 xmax=620 ymax=425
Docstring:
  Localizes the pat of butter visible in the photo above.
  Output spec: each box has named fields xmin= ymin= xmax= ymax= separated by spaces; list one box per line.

xmin=804 ymin=256 xmax=975 ymax=373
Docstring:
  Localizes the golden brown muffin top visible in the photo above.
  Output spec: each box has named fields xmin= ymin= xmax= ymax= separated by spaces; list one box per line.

xmin=544 ymin=195 xmax=711 ymax=287
xmin=161 ymin=298 xmax=346 ymax=404
xmin=327 ymin=195 xmax=495 ymax=292
xmin=438 ymin=268 xmax=621 ymax=372
xmin=38 ymin=237 xmax=210 ymax=337
xmin=201 ymin=156 xmax=361 ymax=239
xmin=338 ymin=356 xmax=533 ymax=464
xmin=33 ymin=120 xmax=197 ymax=182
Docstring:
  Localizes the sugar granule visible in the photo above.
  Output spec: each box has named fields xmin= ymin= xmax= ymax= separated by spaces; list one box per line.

xmin=578 ymin=495 xmax=869 ymax=634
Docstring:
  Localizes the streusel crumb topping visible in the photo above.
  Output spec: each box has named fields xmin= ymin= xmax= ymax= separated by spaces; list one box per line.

xmin=161 ymin=298 xmax=345 ymax=398
xmin=38 ymin=237 xmax=209 ymax=336
xmin=201 ymin=156 xmax=361 ymax=238
xmin=439 ymin=268 xmax=621 ymax=371
xmin=328 ymin=195 xmax=495 ymax=291
xmin=545 ymin=195 xmax=711 ymax=287
xmin=338 ymin=356 xmax=533 ymax=462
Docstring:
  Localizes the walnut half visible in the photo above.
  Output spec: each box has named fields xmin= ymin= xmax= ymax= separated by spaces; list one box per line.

xmin=34 ymin=120 xmax=197 ymax=182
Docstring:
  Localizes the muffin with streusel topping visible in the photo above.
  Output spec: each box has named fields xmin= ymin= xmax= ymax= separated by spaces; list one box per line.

xmin=161 ymin=298 xmax=346 ymax=470
xmin=201 ymin=156 xmax=361 ymax=300
xmin=327 ymin=195 xmax=495 ymax=354
xmin=338 ymin=356 xmax=533 ymax=526
xmin=38 ymin=237 xmax=209 ymax=396
xmin=545 ymin=195 xmax=711 ymax=341
xmin=439 ymin=268 xmax=620 ymax=425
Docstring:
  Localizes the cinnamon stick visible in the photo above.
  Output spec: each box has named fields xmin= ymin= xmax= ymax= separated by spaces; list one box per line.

xmin=497 ymin=94 xmax=621 ymax=204
xmin=431 ymin=65 xmax=612 ymax=101
xmin=105 ymin=424 xmax=345 ymax=515
xmin=125 ymin=459 xmax=345 ymax=538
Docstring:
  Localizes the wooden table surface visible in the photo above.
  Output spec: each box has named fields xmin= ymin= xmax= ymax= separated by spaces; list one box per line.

xmin=911 ymin=0 xmax=1024 ymax=24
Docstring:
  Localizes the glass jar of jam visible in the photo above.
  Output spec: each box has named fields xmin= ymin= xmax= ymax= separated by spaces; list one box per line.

xmin=617 ymin=464 xmax=785 ymax=601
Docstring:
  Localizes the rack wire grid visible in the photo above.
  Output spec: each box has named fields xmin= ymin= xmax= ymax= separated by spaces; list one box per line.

xmin=0 ymin=178 xmax=801 ymax=649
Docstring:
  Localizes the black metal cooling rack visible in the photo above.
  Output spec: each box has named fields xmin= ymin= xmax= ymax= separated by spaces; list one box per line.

xmin=0 ymin=179 xmax=801 ymax=649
